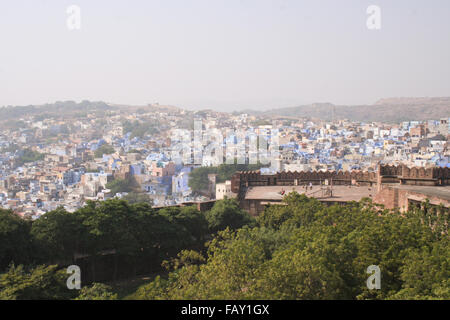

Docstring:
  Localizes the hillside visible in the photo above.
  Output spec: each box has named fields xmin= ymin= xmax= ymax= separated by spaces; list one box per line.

xmin=2 ymin=97 xmax=449 ymax=123
xmin=263 ymin=97 xmax=450 ymax=122
xmin=0 ymin=101 xmax=113 ymax=121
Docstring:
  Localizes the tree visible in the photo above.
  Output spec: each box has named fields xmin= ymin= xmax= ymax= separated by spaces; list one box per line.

xmin=205 ymin=198 xmax=255 ymax=233
xmin=135 ymin=192 xmax=449 ymax=300
xmin=158 ymin=206 xmax=209 ymax=246
xmin=121 ymin=192 xmax=153 ymax=205
xmin=258 ymin=192 xmax=322 ymax=229
xmin=131 ymin=203 xmax=185 ymax=265
xmin=105 ymin=177 xmax=137 ymax=195
xmin=15 ymin=148 xmax=45 ymax=166
xmin=0 ymin=264 xmax=76 ymax=300
xmin=388 ymin=241 xmax=450 ymax=299
xmin=132 ymin=275 xmax=169 ymax=300
xmin=1 ymin=191 xmax=447 ymax=300
xmin=0 ymin=209 xmax=32 ymax=271
xmin=188 ymin=163 xmax=265 ymax=193
xmin=79 ymin=199 xmax=141 ymax=281
xmin=75 ymin=283 xmax=118 ymax=300
xmin=94 ymin=144 xmax=115 ymax=158
xmin=122 ymin=120 xmax=159 ymax=138
xmin=30 ymin=207 xmax=86 ymax=264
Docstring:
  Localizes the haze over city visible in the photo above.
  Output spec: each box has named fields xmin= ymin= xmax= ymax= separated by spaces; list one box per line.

xmin=1 ymin=0 xmax=450 ymax=110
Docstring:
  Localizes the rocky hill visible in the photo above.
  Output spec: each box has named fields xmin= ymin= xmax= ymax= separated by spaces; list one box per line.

xmin=262 ymin=97 xmax=450 ymax=122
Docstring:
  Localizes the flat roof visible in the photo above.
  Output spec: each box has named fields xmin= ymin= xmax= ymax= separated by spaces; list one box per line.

xmin=244 ymin=185 xmax=373 ymax=202
xmin=392 ymin=185 xmax=450 ymax=201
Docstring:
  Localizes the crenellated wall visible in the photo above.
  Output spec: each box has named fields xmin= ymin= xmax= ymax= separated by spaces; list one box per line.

xmin=399 ymin=165 xmax=450 ymax=185
xmin=231 ymin=169 xmax=377 ymax=194
xmin=231 ymin=165 xmax=450 ymax=194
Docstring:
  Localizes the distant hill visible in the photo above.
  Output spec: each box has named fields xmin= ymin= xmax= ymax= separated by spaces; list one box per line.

xmin=108 ymin=103 xmax=184 ymax=114
xmin=263 ymin=97 xmax=450 ymax=122
xmin=3 ymin=97 xmax=449 ymax=123
xmin=0 ymin=100 xmax=189 ymax=122
xmin=0 ymin=101 xmax=113 ymax=120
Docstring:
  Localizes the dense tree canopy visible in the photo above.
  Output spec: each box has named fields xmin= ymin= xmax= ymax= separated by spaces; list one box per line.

xmin=133 ymin=194 xmax=449 ymax=300
xmin=0 ymin=193 xmax=448 ymax=300
xmin=75 ymin=283 xmax=118 ymax=300
xmin=0 ymin=209 xmax=33 ymax=269
xmin=205 ymin=198 xmax=255 ymax=233
xmin=31 ymin=207 xmax=86 ymax=265
xmin=0 ymin=198 xmax=251 ymax=296
xmin=0 ymin=264 xmax=76 ymax=300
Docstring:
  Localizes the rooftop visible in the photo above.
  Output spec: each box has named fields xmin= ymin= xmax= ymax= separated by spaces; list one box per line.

xmin=244 ymin=185 xmax=374 ymax=202
xmin=392 ymin=185 xmax=450 ymax=201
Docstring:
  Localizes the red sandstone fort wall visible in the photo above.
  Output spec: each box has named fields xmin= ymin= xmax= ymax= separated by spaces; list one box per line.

xmin=231 ymin=165 xmax=450 ymax=193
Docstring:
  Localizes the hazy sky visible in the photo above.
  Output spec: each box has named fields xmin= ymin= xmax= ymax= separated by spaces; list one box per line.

xmin=0 ymin=0 xmax=449 ymax=110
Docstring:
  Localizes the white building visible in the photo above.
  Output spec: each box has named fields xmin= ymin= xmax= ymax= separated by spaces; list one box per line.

xmin=215 ymin=180 xmax=236 ymax=200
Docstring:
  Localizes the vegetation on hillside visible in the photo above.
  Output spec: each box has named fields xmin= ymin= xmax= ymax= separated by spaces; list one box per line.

xmin=121 ymin=192 xmax=153 ymax=205
xmin=0 ymin=194 xmax=448 ymax=300
xmin=132 ymin=194 xmax=449 ymax=300
xmin=264 ymin=99 xmax=450 ymax=123
xmin=0 ymin=101 xmax=112 ymax=121
xmin=16 ymin=149 xmax=45 ymax=166
xmin=0 ymin=198 xmax=253 ymax=300
xmin=188 ymin=163 xmax=265 ymax=193
xmin=105 ymin=177 xmax=138 ymax=195
xmin=122 ymin=120 xmax=159 ymax=139
xmin=94 ymin=144 xmax=115 ymax=158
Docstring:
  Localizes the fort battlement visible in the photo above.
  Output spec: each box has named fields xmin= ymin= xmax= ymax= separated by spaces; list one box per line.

xmin=231 ymin=165 xmax=450 ymax=194
xmin=378 ymin=165 xmax=450 ymax=186
xmin=231 ymin=165 xmax=450 ymax=215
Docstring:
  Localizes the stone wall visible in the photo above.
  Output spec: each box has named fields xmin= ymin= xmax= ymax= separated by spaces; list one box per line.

xmin=231 ymin=165 xmax=450 ymax=193
xmin=231 ymin=169 xmax=377 ymax=193
xmin=373 ymin=185 xmax=450 ymax=212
